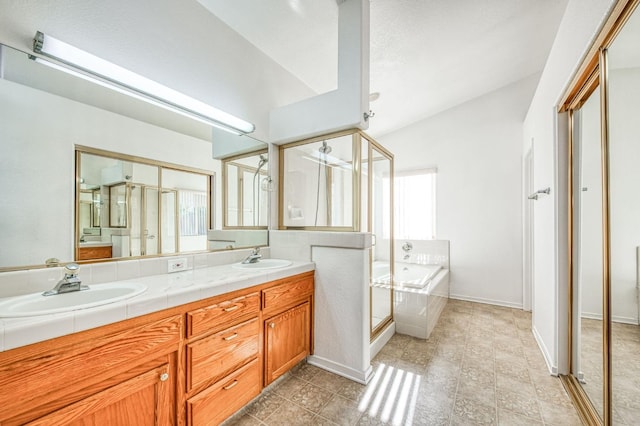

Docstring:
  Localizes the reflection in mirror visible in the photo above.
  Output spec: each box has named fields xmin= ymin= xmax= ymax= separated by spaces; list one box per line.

xmin=607 ymin=5 xmax=640 ymax=418
xmin=0 ymin=42 xmax=269 ymax=270
xmin=77 ymin=149 xmax=211 ymax=261
xmin=572 ymin=86 xmax=604 ymax=418
xmin=162 ymin=168 xmax=209 ymax=253
xmin=223 ymin=150 xmax=269 ymax=228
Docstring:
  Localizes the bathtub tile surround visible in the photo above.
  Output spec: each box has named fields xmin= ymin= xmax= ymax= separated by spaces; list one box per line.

xmin=391 ymin=240 xmax=451 ymax=340
xmin=394 ymin=239 xmax=450 ymax=268
xmin=224 ymin=300 xmax=580 ymax=426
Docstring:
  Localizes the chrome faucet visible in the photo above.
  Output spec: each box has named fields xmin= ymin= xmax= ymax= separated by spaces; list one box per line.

xmin=401 ymin=241 xmax=413 ymax=260
xmin=241 ymin=247 xmax=262 ymax=264
xmin=43 ymin=263 xmax=89 ymax=296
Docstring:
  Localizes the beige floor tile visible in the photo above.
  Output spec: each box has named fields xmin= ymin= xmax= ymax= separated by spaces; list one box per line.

xmin=497 ymin=407 xmax=543 ymax=425
xmin=318 ymin=394 xmax=363 ymax=425
xmin=538 ymin=399 xmax=582 ymax=425
xmin=236 ymin=300 xmax=581 ymax=426
xmin=245 ymin=391 xmax=286 ymax=421
xmin=272 ymin=376 xmax=308 ymax=399
xmin=290 ymin=382 xmax=333 ymax=413
xmin=263 ymin=402 xmax=317 ymax=425
xmin=496 ymin=389 xmax=542 ymax=420
xmin=452 ymin=395 xmax=497 ymax=425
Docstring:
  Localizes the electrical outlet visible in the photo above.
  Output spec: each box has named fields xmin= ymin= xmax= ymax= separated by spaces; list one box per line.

xmin=168 ymin=258 xmax=188 ymax=273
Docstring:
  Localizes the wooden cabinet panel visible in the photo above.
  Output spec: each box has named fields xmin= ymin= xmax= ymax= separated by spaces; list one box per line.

xmin=187 ymin=292 xmax=260 ymax=337
xmin=26 ymin=363 xmax=173 ymax=426
xmin=78 ymin=245 xmax=112 ymax=260
xmin=187 ymin=317 xmax=259 ymax=392
xmin=262 ymin=273 xmax=313 ymax=315
xmin=264 ymin=302 xmax=311 ymax=385
xmin=187 ymin=358 xmax=260 ymax=426
xmin=0 ymin=315 xmax=181 ymax=424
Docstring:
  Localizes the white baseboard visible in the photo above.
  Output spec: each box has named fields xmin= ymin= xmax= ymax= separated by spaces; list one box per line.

xmin=370 ymin=322 xmax=395 ymax=359
xmin=581 ymin=312 xmax=638 ymax=325
xmin=307 ymin=355 xmax=374 ymax=385
xmin=532 ymin=325 xmax=557 ymax=376
xmin=449 ymin=293 xmax=523 ymax=310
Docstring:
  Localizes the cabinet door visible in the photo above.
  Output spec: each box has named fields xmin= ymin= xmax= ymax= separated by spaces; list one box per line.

xmin=264 ymin=301 xmax=311 ymax=385
xmin=26 ymin=363 xmax=173 ymax=426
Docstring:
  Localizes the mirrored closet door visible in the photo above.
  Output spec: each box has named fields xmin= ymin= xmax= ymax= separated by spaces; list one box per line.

xmin=563 ymin=0 xmax=640 ymax=424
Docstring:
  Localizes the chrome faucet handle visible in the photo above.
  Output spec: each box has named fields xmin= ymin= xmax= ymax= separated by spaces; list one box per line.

xmin=64 ymin=263 xmax=80 ymax=277
xmin=401 ymin=242 xmax=413 ymax=252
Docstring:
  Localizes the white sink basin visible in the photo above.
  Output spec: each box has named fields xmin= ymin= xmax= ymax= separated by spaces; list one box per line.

xmin=232 ymin=259 xmax=293 ymax=270
xmin=0 ymin=282 xmax=147 ymax=317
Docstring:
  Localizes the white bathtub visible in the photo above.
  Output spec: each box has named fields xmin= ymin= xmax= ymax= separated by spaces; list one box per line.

xmin=372 ymin=261 xmax=442 ymax=289
xmin=372 ymin=261 xmax=449 ymax=339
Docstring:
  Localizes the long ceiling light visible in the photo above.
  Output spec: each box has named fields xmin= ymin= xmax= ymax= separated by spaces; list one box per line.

xmin=32 ymin=31 xmax=255 ymax=135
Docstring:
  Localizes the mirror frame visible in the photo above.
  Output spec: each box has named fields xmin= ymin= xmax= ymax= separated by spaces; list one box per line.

xmin=75 ymin=145 xmax=214 ymax=263
xmin=221 ymin=148 xmax=269 ymax=230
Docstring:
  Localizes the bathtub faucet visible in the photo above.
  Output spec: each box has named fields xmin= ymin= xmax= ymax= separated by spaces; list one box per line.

xmin=402 ymin=241 xmax=413 ymax=260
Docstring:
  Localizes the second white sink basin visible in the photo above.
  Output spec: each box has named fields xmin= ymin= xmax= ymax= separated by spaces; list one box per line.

xmin=232 ymin=259 xmax=293 ymax=270
xmin=0 ymin=282 xmax=147 ymax=317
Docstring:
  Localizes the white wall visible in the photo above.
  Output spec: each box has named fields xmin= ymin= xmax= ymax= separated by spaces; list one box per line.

xmin=0 ymin=0 xmax=315 ymax=142
xmin=378 ymin=76 xmax=536 ymax=308
xmin=0 ymin=78 xmax=219 ymax=266
xmin=522 ymin=0 xmax=617 ymax=373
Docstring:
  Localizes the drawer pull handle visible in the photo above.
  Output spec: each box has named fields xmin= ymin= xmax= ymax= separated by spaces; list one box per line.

xmin=224 ymin=305 xmax=239 ymax=312
xmin=224 ymin=333 xmax=238 ymax=341
xmin=160 ymin=373 xmax=169 ymax=382
xmin=223 ymin=380 xmax=238 ymax=390
xmin=269 ymin=322 xmax=275 ymax=329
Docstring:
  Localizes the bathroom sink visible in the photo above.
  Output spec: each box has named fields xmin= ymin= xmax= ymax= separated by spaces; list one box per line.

xmin=232 ymin=259 xmax=293 ymax=270
xmin=0 ymin=282 xmax=147 ymax=317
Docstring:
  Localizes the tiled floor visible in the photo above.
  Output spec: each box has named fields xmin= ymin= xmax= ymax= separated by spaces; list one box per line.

xmin=225 ymin=300 xmax=582 ymax=425
xmin=580 ymin=318 xmax=640 ymax=424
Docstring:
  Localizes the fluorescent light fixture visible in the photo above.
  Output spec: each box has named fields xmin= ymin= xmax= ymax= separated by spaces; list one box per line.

xmin=32 ymin=31 xmax=255 ymax=135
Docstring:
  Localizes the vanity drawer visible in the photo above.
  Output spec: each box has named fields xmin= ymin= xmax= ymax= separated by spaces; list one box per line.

xmin=186 ymin=292 xmax=260 ymax=337
xmin=77 ymin=245 xmax=112 ymax=260
xmin=262 ymin=273 xmax=313 ymax=314
xmin=186 ymin=317 xmax=259 ymax=392
xmin=187 ymin=358 xmax=260 ymax=426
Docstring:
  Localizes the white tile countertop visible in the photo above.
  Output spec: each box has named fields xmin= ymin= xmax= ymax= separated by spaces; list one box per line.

xmin=0 ymin=260 xmax=314 ymax=352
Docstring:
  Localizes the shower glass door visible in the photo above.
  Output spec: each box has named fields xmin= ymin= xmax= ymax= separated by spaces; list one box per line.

xmin=369 ymin=141 xmax=394 ymax=338
xmin=280 ymin=134 xmax=355 ymax=229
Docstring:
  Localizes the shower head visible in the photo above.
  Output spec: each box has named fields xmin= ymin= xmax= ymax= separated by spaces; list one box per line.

xmin=257 ymin=154 xmax=268 ymax=169
xmin=254 ymin=154 xmax=268 ymax=178
xmin=319 ymin=140 xmax=332 ymax=155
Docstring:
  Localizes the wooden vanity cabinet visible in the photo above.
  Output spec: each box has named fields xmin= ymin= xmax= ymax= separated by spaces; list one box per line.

xmin=0 ymin=314 xmax=181 ymax=425
xmin=0 ymin=270 xmax=314 ymax=425
xmin=77 ymin=245 xmax=112 ymax=260
xmin=185 ymin=291 xmax=262 ymax=425
xmin=262 ymin=272 xmax=314 ymax=386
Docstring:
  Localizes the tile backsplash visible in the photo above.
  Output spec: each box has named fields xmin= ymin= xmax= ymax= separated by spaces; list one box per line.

xmin=0 ymin=247 xmax=267 ymax=298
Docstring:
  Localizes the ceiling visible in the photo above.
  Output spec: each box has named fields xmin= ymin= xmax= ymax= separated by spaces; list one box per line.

xmin=198 ymin=0 xmax=570 ymax=137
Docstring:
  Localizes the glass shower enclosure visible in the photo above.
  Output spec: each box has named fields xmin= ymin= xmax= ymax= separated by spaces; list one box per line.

xmin=279 ymin=130 xmax=394 ymax=339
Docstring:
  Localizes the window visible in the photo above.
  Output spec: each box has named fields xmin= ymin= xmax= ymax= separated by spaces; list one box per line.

xmin=385 ymin=168 xmax=436 ymax=240
xmin=179 ymin=190 xmax=208 ymax=237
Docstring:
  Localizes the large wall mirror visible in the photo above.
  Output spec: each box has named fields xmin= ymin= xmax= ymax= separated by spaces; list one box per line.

xmin=77 ymin=149 xmax=212 ymax=261
xmin=0 ymin=42 xmax=268 ymax=270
